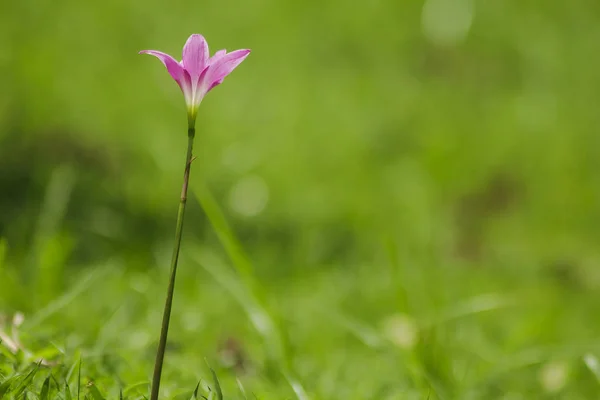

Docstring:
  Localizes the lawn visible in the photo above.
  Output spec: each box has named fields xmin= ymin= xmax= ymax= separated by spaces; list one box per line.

xmin=1 ymin=0 xmax=600 ymax=398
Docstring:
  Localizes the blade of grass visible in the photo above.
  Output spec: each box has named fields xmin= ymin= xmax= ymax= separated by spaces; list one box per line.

xmin=192 ymin=183 xmax=258 ymax=293
xmin=65 ymin=352 xmax=82 ymax=385
xmin=30 ymin=165 xmax=76 ymax=302
xmin=122 ymin=381 xmax=150 ymax=397
xmin=471 ymin=342 xmax=600 ymax=391
xmin=87 ymin=382 xmax=106 ymax=400
xmin=77 ymin=358 xmax=81 ymax=400
xmin=236 ymin=378 xmax=247 ymax=400
xmin=422 ymin=293 xmax=515 ymax=329
xmin=208 ymin=364 xmax=223 ymax=400
xmin=193 ymin=254 xmax=307 ymax=399
xmin=193 ymin=184 xmax=309 ymax=399
xmin=282 ymin=372 xmax=310 ymax=400
xmin=194 ymin=251 xmax=272 ymax=339
xmin=0 ymin=374 xmax=21 ymax=397
xmin=65 ymin=382 xmax=73 ymax=400
xmin=583 ymin=354 xmax=600 ymax=384
xmin=12 ymin=362 xmax=42 ymax=398
xmin=24 ymin=265 xmax=114 ymax=329
xmin=39 ymin=376 xmax=51 ymax=400
xmin=189 ymin=381 xmax=200 ymax=400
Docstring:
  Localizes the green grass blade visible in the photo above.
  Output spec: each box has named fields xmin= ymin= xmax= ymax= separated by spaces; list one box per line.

xmin=65 ymin=382 xmax=73 ymax=400
xmin=236 ymin=378 xmax=247 ymax=400
xmin=193 ymin=184 xmax=310 ymax=399
xmin=189 ymin=381 xmax=200 ymax=400
xmin=12 ymin=362 xmax=42 ymax=398
xmin=584 ymin=354 xmax=600 ymax=384
xmin=206 ymin=361 xmax=223 ymax=400
xmin=77 ymin=358 xmax=82 ymax=400
xmin=31 ymin=165 xmax=76 ymax=302
xmin=122 ymin=381 xmax=149 ymax=397
xmin=193 ymin=183 xmax=256 ymax=289
xmin=87 ymin=382 xmax=106 ymax=400
xmin=283 ymin=373 xmax=310 ymax=400
xmin=0 ymin=374 xmax=19 ymax=397
xmin=65 ymin=353 xmax=82 ymax=385
xmin=39 ymin=376 xmax=51 ymax=400
xmin=193 ymin=185 xmax=310 ymax=399
xmin=25 ymin=266 xmax=113 ymax=329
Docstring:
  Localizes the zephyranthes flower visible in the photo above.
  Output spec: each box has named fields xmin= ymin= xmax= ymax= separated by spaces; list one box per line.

xmin=140 ymin=34 xmax=250 ymax=400
xmin=140 ymin=34 xmax=250 ymax=125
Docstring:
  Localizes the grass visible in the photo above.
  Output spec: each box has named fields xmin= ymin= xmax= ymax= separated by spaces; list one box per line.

xmin=2 ymin=188 xmax=600 ymax=398
xmin=2 ymin=0 xmax=600 ymax=398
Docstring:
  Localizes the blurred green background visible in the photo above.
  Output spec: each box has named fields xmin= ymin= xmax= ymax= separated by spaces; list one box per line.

xmin=2 ymin=0 xmax=600 ymax=398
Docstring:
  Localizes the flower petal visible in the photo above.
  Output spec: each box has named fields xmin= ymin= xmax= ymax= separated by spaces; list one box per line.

xmin=182 ymin=34 xmax=209 ymax=79
xmin=200 ymin=49 xmax=250 ymax=93
xmin=209 ymin=49 xmax=227 ymax=65
xmin=140 ymin=50 xmax=194 ymax=106
xmin=139 ymin=50 xmax=185 ymax=82
xmin=179 ymin=69 xmax=194 ymax=108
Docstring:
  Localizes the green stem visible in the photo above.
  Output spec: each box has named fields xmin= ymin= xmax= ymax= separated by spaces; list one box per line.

xmin=150 ymin=126 xmax=195 ymax=400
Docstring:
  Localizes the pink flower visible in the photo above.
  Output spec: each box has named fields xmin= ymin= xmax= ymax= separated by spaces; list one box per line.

xmin=140 ymin=34 xmax=250 ymax=122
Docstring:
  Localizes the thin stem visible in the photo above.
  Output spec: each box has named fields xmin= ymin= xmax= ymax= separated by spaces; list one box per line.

xmin=150 ymin=126 xmax=195 ymax=400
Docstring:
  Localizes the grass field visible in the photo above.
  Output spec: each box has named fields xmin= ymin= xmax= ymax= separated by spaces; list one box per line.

xmin=2 ymin=0 xmax=600 ymax=398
